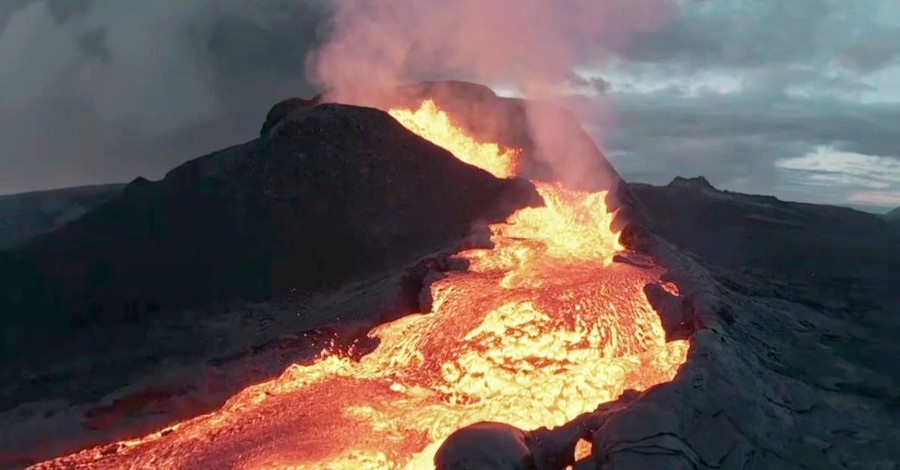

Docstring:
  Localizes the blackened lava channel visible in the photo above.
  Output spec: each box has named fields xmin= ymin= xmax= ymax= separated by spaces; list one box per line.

xmin=0 ymin=103 xmax=541 ymax=363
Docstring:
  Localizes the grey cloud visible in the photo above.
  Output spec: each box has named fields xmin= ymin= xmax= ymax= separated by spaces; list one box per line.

xmin=569 ymin=73 xmax=611 ymax=94
xmin=0 ymin=1 xmax=29 ymax=29
xmin=45 ymin=0 xmax=92 ymax=24
xmin=583 ymin=0 xmax=900 ymax=209
xmin=77 ymin=27 xmax=109 ymax=62
xmin=0 ymin=0 xmax=331 ymax=194
xmin=582 ymin=88 xmax=900 ymax=207
xmin=839 ymin=27 xmax=900 ymax=73
xmin=610 ymin=92 xmax=900 ymax=158
xmin=202 ymin=0 xmax=332 ymax=111
xmin=618 ymin=0 xmax=831 ymax=69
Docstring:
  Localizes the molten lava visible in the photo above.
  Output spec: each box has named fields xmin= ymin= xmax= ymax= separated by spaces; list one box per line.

xmin=34 ymin=100 xmax=689 ymax=469
xmin=388 ymin=99 xmax=521 ymax=179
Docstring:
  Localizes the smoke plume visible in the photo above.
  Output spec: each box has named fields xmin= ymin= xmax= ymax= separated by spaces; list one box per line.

xmin=308 ymin=0 xmax=678 ymax=189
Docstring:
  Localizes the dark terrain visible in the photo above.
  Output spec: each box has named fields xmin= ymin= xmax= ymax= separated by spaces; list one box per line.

xmin=886 ymin=207 xmax=900 ymax=223
xmin=1 ymin=82 xmax=898 ymax=468
xmin=597 ymin=178 xmax=900 ymax=468
xmin=0 ymin=102 xmax=539 ymax=363
xmin=630 ymin=177 xmax=900 ymax=328
xmin=0 ymin=185 xmax=123 ymax=251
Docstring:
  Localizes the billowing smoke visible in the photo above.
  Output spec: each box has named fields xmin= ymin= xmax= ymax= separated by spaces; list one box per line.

xmin=308 ymin=0 xmax=678 ymax=189
xmin=0 ymin=0 xmax=676 ymax=194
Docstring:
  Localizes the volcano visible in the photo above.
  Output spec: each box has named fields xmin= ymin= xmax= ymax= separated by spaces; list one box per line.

xmin=2 ymin=81 xmax=898 ymax=469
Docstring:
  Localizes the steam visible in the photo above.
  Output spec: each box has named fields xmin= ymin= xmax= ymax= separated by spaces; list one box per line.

xmin=308 ymin=0 xmax=678 ymax=189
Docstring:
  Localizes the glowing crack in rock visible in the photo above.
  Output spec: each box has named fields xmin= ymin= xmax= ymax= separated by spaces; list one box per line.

xmin=33 ymin=100 xmax=689 ymax=470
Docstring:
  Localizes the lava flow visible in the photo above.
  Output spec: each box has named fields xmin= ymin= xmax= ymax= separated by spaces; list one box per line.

xmin=388 ymin=99 xmax=521 ymax=179
xmin=34 ymin=101 xmax=689 ymax=469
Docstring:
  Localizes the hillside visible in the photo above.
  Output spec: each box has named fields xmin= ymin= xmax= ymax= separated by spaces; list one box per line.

xmin=0 ymin=102 xmax=540 ymax=363
xmin=0 ymin=184 xmax=123 ymax=250
xmin=886 ymin=207 xmax=900 ymax=223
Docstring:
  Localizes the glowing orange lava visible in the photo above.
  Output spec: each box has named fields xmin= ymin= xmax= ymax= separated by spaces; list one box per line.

xmin=33 ymin=100 xmax=689 ymax=470
xmin=388 ymin=99 xmax=521 ymax=179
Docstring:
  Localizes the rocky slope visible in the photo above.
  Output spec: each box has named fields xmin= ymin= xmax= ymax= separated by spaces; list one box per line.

xmin=278 ymin=80 xmax=623 ymax=194
xmin=0 ymin=101 xmax=541 ymax=415
xmin=886 ymin=207 xmax=900 ymax=223
xmin=0 ymin=184 xmax=123 ymax=250
xmin=628 ymin=177 xmax=900 ymax=317
xmin=594 ymin=177 xmax=900 ymax=468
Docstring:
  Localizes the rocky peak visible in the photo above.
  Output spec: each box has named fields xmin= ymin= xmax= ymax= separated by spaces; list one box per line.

xmin=668 ymin=176 xmax=716 ymax=191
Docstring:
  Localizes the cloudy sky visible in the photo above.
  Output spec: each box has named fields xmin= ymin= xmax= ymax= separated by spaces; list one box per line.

xmin=1 ymin=0 xmax=899 ymax=212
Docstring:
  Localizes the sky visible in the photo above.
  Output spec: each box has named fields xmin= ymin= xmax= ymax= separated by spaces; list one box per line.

xmin=1 ymin=0 xmax=899 ymax=212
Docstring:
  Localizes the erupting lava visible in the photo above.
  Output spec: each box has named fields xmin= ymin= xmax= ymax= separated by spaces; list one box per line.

xmin=388 ymin=99 xmax=521 ymax=179
xmin=36 ymin=100 xmax=689 ymax=469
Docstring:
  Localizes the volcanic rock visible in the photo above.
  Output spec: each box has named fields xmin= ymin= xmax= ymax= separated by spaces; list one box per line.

xmin=582 ymin=178 xmax=900 ymax=468
xmin=267 ymin=80 xmax=623 ymax=195
xmin=259 ymin=97 xmax=316 ymax=138
xmin=627 ymin=177 xmax=900 ymax=307
xmin=0 ymin=184 xmax=124 ymax=250
xmin=0 ymin=103 xmax=540 ymax=361
xmin=885 ymin=207 xmax=900 ymax=223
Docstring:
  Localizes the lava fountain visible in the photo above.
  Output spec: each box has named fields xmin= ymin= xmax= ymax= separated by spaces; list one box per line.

xmin=33 ymin=100 xmax=689 ymax=469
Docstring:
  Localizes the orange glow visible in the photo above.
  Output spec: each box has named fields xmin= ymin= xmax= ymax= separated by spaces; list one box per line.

xmin=388 ymin=99 xmax=521 ymax=178
xmin=574 ymin=439 xmax=593 ymax=463
xmin=34 ymin=100 xmax=688 ymax=470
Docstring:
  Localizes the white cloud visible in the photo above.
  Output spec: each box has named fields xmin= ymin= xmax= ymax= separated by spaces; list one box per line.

xmin=847 ymin=190 xmax=900 ymax=207
xmin=776 ymin=146 xmax=900 ymax=182
xmin=775 ymin=146 xmax=900 ymax=207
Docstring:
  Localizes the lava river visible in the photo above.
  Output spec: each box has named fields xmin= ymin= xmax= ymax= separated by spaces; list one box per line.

xmin=33 ymin=100 xmax=689 ymax=469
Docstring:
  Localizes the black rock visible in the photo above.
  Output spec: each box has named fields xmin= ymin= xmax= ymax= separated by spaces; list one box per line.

xmin=0 ymin=102 xmax=541 ymax=359
xmin=259 ymin=97 xmax=316 ymax=139
xmin=885 ymin=207 xmax=900 ymax=223
xmin=0 ymin=184 xmax=124 ymax=250
xmin=308 ymin=80 xmax=623 ymax=194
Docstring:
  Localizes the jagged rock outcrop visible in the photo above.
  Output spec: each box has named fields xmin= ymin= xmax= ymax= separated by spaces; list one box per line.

xmin=0 ymin=103 xmax=540 ymax=360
